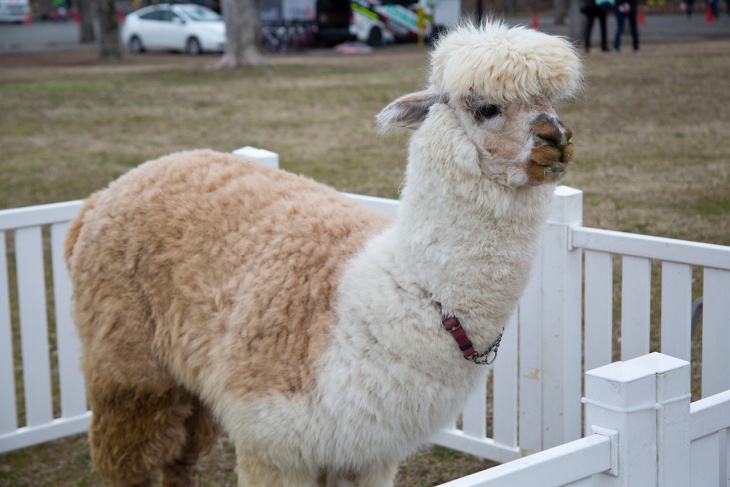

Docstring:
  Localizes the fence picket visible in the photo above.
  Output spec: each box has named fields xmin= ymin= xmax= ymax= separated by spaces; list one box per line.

xmin=584 ymin=251 xmax=613 ymax=371
xmin=701 ymin=268 xmax=730 ymax=398
xmin=15 ymin=226 xmax=53 ymax=427
xmin=518 ymin=254 xmax=543 ymax=455
xmin=659 ymin=262 xmax=692 ymax=361
xmin=50 ymin=222 xmax=86 ymax=417
xmin=726 ymin=430 xmax=730 ymax=487
xmin=0 ymin=232 xmax=18 ymax=434
xmin=540 ymin=187 xmax=583 ymax=449
xmin=620 ymin=256 xmax=651 ymax=360
xmin=462 ymin=368 xmax=489 ymax=439
xmin=691 ymin=433 xmax=722 ymax=486
xmin=493 ymin=311 xmax=518 ymax=448
xmin=690 ymin=386 xmax=730 ymax=486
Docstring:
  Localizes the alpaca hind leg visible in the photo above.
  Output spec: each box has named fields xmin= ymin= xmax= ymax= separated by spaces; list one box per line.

xmin=88 ymin=384 xmax=193 ymax=485
xmin=237 ymin=456 xmax=318 ymax=487
xmin=161 ymin=395 xmax=222 ymax=487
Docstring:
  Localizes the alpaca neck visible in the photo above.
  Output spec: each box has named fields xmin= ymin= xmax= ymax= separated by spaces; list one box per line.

xmin=390 ymin=154 xmax=554 ymax=344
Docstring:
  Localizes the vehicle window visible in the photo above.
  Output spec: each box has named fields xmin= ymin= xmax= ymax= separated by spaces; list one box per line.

xmin=160 ymin=10 xmax=180 ymax=21
xmin=178 ymin=5 xmax=221 ymax=21
xmin=139 ymin=10 xmax=164 ymax=20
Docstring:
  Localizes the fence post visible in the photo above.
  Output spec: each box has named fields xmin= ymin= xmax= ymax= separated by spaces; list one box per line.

xmin=584 ymin=352 xmax=691 ymax=486
xmin=540 ymin=185 xmax=583 ymax=448
xmin=629 ymin=353 xmax=691 ymax=487
xmin=584 ymin=356 xmax=659 ymax=485
xmin=232 ymin=146 xmax=280 ymax=169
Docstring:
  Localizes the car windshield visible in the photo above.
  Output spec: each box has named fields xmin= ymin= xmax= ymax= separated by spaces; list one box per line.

xmin=177 ymin=5 xmax=221 ymax=21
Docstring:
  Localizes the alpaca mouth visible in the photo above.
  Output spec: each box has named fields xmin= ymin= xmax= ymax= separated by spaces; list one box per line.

xmin=546 ymin=162 xmax=567 ymax=174
xmin=530 ymin=142 xmax=576 ymax=166
xmin=526 ymin=141 xmax=576 ymax=183
xmin=524 ymin=159 xmax=570 ymax=184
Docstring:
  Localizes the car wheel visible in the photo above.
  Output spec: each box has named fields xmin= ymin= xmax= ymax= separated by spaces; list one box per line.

xmin=186 ymin=37 xmax=202 ymax=55
xmin=128 ymin=35 xmax=145 ymax=54
xmin=367 ymin=27 xmax=382 ymax=47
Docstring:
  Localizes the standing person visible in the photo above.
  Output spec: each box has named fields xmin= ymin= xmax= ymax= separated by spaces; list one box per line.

xmin=581 ymin=0 xmax=613 ymax=52
xmin=614 ymin=0 xmax=639 ymax=52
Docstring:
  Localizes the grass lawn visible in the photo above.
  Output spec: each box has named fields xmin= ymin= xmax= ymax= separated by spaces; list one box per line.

xmin=1 ymin=37 xmax=729 ymax=486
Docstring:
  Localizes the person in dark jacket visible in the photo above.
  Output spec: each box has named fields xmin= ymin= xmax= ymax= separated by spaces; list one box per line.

xmin=581 ymin=0 xmax=612 ymax=52
xmin=613 ymin=0 xmax=639 ymax=52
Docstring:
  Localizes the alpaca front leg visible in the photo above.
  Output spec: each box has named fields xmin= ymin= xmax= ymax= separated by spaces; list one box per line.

xmin=236 ymin=456 xmax=319 ymax=487
xmin=354 ymin=462 xmax=398 ymax=487
xmin=324 ymin=463 xmax=398 ymax=487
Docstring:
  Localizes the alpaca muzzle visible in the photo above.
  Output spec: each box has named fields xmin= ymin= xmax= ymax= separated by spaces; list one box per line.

xmin=526 ymin=114 xmax=576 ymax=183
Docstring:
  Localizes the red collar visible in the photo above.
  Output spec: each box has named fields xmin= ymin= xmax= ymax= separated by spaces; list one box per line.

xmin=441 ymin=311 xmax=503 ymax=365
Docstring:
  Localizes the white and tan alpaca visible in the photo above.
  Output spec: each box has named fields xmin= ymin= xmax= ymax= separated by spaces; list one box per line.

xmin=65 ymin=21 xmax=582 ymax=487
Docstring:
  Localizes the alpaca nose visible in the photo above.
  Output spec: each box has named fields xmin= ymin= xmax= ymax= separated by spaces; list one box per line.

xmin=533 ymin=114 xmax=572 ymax=149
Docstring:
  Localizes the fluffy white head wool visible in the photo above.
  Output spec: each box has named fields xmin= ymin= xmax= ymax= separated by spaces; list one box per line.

xmin=429 ymin=21 xmax=583 ymax=104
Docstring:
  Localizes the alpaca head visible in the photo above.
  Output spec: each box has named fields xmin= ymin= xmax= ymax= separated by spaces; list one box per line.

xmin=377 ymin=21 xmax=583 ymax=187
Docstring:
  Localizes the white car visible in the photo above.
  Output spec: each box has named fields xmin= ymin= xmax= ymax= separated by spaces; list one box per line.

xmin=0 ymin=0 xmax=31 ymax=23
xmin=121 ymin=3 xmax=226 ymax=55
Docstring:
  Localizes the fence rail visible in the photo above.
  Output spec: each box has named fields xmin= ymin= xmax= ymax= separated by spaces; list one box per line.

xmin=439 ymin=434 xmax=612 ymax=487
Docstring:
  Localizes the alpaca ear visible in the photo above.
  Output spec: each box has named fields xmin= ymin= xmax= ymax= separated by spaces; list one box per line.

xmin=376 ymin=89 xmax=445 ymax=132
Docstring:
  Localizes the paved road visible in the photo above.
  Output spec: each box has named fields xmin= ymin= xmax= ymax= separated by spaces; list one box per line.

xmin=513 ymin=10 xmax=730 ymax=45
xmin=0 ymin=20 xmax=95 ymax=52
xmin=0 ymin=12 xmax=728 ymax=53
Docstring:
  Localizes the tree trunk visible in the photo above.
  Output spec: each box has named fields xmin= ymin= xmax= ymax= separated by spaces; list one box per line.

xmin=77 ymin=0 xmax=95 ymax=43
xmin=98 ymin=0 xmax=122 ymax=61
xmin=216 ymin=0 xmax=268 ymax=68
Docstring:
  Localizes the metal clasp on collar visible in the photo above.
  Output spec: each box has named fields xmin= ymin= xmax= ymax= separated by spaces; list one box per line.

xmin=467 ymin=333 xmax=502 ymax=365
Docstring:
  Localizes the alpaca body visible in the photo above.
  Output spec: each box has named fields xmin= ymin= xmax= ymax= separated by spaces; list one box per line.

xmin=68 ymin=148 xmax=547 ymax=484
xmin=66 ymin=21 xmax=582 ymax=487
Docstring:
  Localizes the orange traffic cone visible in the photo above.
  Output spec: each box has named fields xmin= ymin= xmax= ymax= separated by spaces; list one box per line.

xmin=638 ymin=7 xmax=645 ymax=25
xmin=531 ymin=9 xmax=540 ymax=29
xmin=23 ymin=11 xmax=32 ymax=25
xmin=705 ymin=2 xmax=714 ymax=23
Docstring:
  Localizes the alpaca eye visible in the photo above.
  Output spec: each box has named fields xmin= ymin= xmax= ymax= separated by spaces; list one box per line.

xmin=475 ymin=104 xmax=501 ymax=120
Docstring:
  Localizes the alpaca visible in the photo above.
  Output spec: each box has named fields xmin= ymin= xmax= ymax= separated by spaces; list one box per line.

xmin=65 ymin=21 xmax=582 ymax=487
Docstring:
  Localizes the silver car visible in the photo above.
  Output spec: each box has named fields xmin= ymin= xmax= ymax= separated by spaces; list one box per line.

xmin=121 ymin=3 xmax=226 ymax=55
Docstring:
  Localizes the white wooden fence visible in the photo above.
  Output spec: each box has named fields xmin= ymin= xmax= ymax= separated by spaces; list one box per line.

xmin=1 ymin=148 xmax=730 ymax=485
xmin=439 ymin=353 xmax=730 ymax=487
